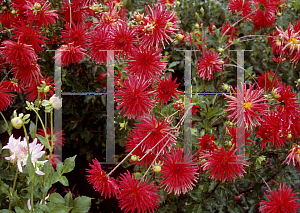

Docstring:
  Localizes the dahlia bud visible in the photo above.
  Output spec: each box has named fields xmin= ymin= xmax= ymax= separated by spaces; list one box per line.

xmin=218 ymin=47 xmax=224 ymax=53
xmin=49 ymin=95 xmax=62 ymax=110
xmin=11 ymin=117 xmax=23 ymax=129
xmin=297 ymin=79 xmax=300 ymax=84
xmin=133 ymin=12 xmax=144 ymax=22
xmin=195 ymin=23 xmax=200 ymax=29
xmin=11 ymin=10 xmax=17 ymax=15
xmin=131 ymin=155 xmax=138 ymax=162
xmin=34 ymin=2 xmax=41 ymax=10
xmin=222 ymin=83 xmax=230 ymax=92
xmin=211 ymin=24 xmax=216 ymax=30
xmin=176 ymin=1 xmax=180 ymax=5
xmin=152 ymin=165 xmax=161 ymax=173
xmin=176 ymin=34 xmax=184 ymax=41
xmin=173 ymin=100 xmax=184 ymax=111
xmin=287 ymin=133 xmax=292 ymax=139
xmin=2 ymin=6 xmax=7 ymax=11
xmin=44 ymin=86 xmax=50 ymax=93
xmin=277 ymin=12 xmax=282 ymax=17
xmin=271 ymin=88 xmax=281 ymax=99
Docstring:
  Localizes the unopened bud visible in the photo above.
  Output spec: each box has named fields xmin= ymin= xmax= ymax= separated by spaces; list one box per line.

xmin=11 ymin=117 xmax=23 ymax=129
xmin=34 ymin=2 xmax=41 ymax=10
xmin=131 ymin=155 xmax=138 ymax=162
xmin=218 ymin=47 xmax=224 ymax=53
xmin=11 ymin=10 xmax=17 ymax=15
xmin=49 ymin=95 xmax=62 ymax=110
xmin=152 ymin=165 xmax=161 ymax=173
xmin=176 ymin=34 xmax=184 ymax=41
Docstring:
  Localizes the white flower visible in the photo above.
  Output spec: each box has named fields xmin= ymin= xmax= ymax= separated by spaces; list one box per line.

xmin=2 ymin=135 xmax=46 ymax=175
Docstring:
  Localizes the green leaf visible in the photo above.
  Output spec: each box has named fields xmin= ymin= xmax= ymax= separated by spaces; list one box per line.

xmin=62 ymin=155 xmax=76 ymax=174
xmin=29 ymin=121 xmax=37 ymax=140
xmin=58 ymin=176 xmax=69 ymax=186
xmin=47 ymin=203 xmax=72 ymax=213
xmin=14 ymin=207 xmax=25 ymax=213
xmin=48 ymin=192 xmax=65 ymax=204
xmin=36 ymin=135 xmax=50 ymax=150
xmin=64 ymin=191 xmax=74 ymax=207
xmin=72 ymin=196 xmax=92 ymax=213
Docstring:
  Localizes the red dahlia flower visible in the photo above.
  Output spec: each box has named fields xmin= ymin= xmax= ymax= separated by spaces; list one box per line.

xmin=139 ymin=4 xmax=179 ymax=48
xmin=124 ymin=47 xmax=167 ymax=80
xmin=196 ymin=50 xmax=223 ymax=80
xmin=117 ymin=171 xmax=161 ymax=213
xmin=256 ymin=70 xmax=280 ymax=90
xmin=155 ymin=73 xmax=182 ymax=106
xmin=0 ymin=40 xmax=37 ymax=67
xmin=0 ymin=87 xmax=16 ymax=111
xmin=201 ymin=145 xmax=248 ymax=182
xmin=54 ymin=43 xmax=86 ymax=67
xmin=196 ymin=133 xmax=218 ymax=152
xmin=12 ymin=23 xmax=47 ymax=54
xmin=221 ymin=22 xmax=239 ymax=42
xmin=87 ymin=26 xmax=110 ymax=65
xmin=224 ymin=83 xmax=269 ymax=130
xmin=61 ymin=0 xmax=90 ymax=24
xmin=256 ymin=110 xmax=290 ymax=150
xmin=267 ymin=30 xmax=284 ymax=55
xmin=11 ymin=62 xmax=42 ymax=87
xmin=159 ymin=147 xmax=198 ymax=195
xmin=227 ymin=0 xmax=253 ymax=20
xmin=106 ymin=22 xmax=138 ymax=57
xmin=126 ymin=115 xmax=177 ymax=158
xmin=115 ymin=75 xmax=155 ymax=119
xmin=0 ymin=11 xmax=16 ymax=29
xmin=251 ymin=0 xmax=277 ymax=30
xmin=283 ymin=143 xmax=300 ymax=170
xmin=86 ymin=158 xmax=119 ymax=199
xmin=226 ymin=124 xmax=254 ymax=146
xmin=259 ymin=183 xmax=300 ymax=213
xmin=61 ymin=23 xmax=89 ymax=48
xmin=1 ymin=80 xmax=24 ymax=93
xmin=24 ymin=2 xmax=58 ymax=28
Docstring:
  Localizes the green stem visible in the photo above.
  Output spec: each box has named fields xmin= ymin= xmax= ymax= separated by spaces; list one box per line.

xmin=0 ymin=111 xmax=11 ymax=136
xmin=23 ymin=125 xmax=34 ymax=212
xmin=8 ymin=169 xmax=18 ymax=211
xmin=42 ymin=110 xmax=54 ymax=204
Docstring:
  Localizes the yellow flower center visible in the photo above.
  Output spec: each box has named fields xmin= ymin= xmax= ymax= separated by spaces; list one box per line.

xmin=291 ymin=38 xmax=298 ymax=44
xmin=244 ymin=102 xmax=251 ymax=109
xmin=296 ymin=149 xmax=300 ymax=154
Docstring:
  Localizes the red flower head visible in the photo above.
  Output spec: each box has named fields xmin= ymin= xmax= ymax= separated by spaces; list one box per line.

xmin=139 ymin=4 xmax=179 ymax=48
xmin=86 ymin=158 xmax=119 ymax=199
xmin=87 ymin=26 xmax=110 ymax=65
xmin=154 ymin=73 xmax=182 ymax=106
xmin=0 ymin=40 xmax=37 ymax=67
xmin=275 ymin=83 xmax=300 ymax=120
xmin=61 ymin=0 xmax=90 ymax=24
xmin=256 ymin=70 xmax=280 ymax=90
xmin=125 ymin=135 xmax=156 ymax=169
xmin=196 ymin=134 xmax=218 ymax=152
xmin=224 ymin=83 xmax=269 ymax=130
xmin=1 ymin=80 xmax=24 ymax=93
xmin=11 ymin=23 xmax=47 ymax=54
xmin=106 ymin=22 xmax=138 ymax=57
xmin=37 ymin=127 xmax=65 ymax=151
xmin=0 ymin=11 xmax=16 ymax=29
xmin=226 ymin=124 xmax=254 ymax=150
xmin=251 ymin=0 xmax=277 ymax=30
xmin=25 ymin=75 xmax=55 ymax=102
xmin=126 ymin=115 xmax=177 ymax=159
xmin=259 ymin=183 xmax=300 ymax=213
xmin=0 ymin=86 xmax=16 ymax=111
xmin=201 ymin=145 xmax=248 ymax=182
xmin=268 ymin=30 xmax=284 ymax=55
xmin=11 ymin=62 xmax=42 ymax=87
xmin=61 ymin=23 xmax=89 ymax=48
xmin=256 ymin=110 xmax=290 ymax=150
xmin=24 ymin=2 xmax=58 ymax=28
xmin=54 ymin=43 xmax=86 ymax=67
xmin=115 ymin=75 xmax=156 ymax=119
xmin=276 ymin=23 xmax=300 ymax=65
xmin=117 ymin=171 xmax=161 ymax=213
xmin=196 ymin=50 xmax=223 ymax=81
xmin=124 ymin=47 xmax=167 ymax=80
xmin=159 ymin=147 xmax=198 ymax=195
xmin=221 ymin=22 xmax=239 ymax=41
xmin=283 ymin=143 xmax=300 ymax=170
xmin=227 ymin=0 xmax=253 ymax=20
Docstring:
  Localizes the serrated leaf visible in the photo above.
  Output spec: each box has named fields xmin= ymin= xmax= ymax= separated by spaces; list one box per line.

xmin=72 ymin=196 xmax=92 ymax=213
xmin=62 ymin=155 xmax=76 ymax=174
xmin=48 ymin=192 xmax=65 ymax=204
